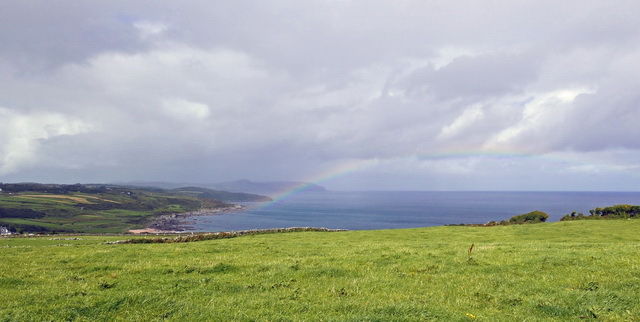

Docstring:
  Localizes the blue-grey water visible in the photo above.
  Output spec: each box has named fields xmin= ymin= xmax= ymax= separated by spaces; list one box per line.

xmin=187 ymin=191 xmax=640 ymax=232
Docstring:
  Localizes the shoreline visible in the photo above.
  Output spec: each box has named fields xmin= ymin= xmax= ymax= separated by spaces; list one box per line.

xmin=129 ymin=204 xmax=246 ymax=234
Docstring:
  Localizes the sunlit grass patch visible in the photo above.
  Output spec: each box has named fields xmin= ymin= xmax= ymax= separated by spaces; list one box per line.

xmin=18 ymin=194 xmax=96 ymax=204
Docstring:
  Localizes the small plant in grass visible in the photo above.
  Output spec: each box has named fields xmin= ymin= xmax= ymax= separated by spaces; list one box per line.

xmin=98 ymin=281 xmax=116 ymax=289
xmin=467 ymin=243 xmax=475 ymax=262
xmin=332 ymin=287 xmax=348 ymax=297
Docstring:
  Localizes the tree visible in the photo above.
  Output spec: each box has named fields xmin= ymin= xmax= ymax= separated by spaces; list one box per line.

xmin=509 ymin=211 xmax=549 ymax=224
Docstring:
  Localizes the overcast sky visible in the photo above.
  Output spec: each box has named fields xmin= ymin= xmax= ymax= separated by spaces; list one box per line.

xmin=1 ymin=1 xmax=640 ymax=191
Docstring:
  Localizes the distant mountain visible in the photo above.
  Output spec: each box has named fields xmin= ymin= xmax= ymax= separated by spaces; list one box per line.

xmin=120 ymin=180 xmax=326 ymax=197
xmin=112 ymin=182 xmax=272 ymax=202
xmin=206 ymin=179 xmax=327 ymax=196
xmin=169 ymin=186 xmax=272 ymax=202
xmin=115 ymin=182 xmax=187 ymax=190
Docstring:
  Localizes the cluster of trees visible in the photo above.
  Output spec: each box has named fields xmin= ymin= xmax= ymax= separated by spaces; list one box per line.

xmin=0 ymin=208 xmax=46 ymax=219
xmin=0 ymin=222 xmax=72 ymax=234
xmin=508 ymin=211 xmax=549 ymax=224
xmin=475 ymin=210 xmax=549 ymax=226
xmin=561 ymin=204 xmax=640 ymax=221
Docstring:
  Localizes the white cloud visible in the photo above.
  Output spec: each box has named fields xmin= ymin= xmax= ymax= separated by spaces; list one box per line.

xmin=0 ymin=108 xmax=95 ymax=174
xmin=484 ymin=87 xmax=597 ymax=151
xmin=133 ymin=21 xmax=169 ymax=39
xmin=162 ymin=99 xmax=210 ymax=122
xmin=437 ymin=104 xmax=485 ymax=140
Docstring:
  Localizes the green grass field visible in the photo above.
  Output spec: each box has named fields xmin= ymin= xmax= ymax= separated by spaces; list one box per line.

xmin=1 ymin=220 xmax=639 ymax=320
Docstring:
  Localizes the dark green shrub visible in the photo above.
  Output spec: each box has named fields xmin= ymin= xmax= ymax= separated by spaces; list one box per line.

xmin=561 ymin=204 xmax=640 ymax=221
xmin=508 ymin=211 xmax=549 ymax=224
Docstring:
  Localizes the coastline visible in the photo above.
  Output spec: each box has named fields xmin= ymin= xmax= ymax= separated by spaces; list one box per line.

xmin=127 ymin=192 xmax=640 ymax=233
xmin=129 ymin=204 xmax=246 ymax=234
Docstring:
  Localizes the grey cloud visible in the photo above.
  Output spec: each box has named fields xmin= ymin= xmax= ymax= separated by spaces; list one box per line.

xmin=417 ymin=53 xmax=539 ymax=100
xmin=563 ymin=93 xmax=640 ymax=151
xmin=0 ymin=2 xmax=145 ymax=72
xmin=1 ymin=1 xmax=640 ymax=190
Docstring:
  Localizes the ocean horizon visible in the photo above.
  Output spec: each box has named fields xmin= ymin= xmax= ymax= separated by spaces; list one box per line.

xmin=185 ymin=190 xmax=640 ymax=232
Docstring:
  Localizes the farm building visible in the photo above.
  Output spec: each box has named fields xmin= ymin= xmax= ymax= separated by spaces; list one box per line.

xmin=0 ymin=226 xmax=12 ymax=235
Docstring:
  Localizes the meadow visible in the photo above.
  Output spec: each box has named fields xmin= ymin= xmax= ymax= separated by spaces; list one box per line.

xmin=1 ymin=220 xmax=639 ymax=320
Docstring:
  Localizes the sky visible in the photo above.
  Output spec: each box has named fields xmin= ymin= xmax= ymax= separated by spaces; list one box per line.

xmin=1 ymin=1 xmax=640 ymax=191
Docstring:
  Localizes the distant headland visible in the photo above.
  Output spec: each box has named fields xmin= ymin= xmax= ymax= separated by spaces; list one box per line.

xmin=118 ymin=179 xmax=327 ymax=197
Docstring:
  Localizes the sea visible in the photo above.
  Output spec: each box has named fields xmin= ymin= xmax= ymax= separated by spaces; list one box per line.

xmin=186 ymin=191 xmax=640 ymax=232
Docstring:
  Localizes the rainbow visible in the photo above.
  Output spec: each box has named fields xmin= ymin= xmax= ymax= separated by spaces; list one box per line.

xmin=263 ymin=158 xmax=376 ymax=205
xmin=256 ymin=148 xmax=635 ymax=209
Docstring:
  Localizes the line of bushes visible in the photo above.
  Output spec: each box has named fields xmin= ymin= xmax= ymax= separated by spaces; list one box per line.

xmin=0 ymin=208 xmax=46 ymax=219
xmin=456 ymin=210 xmax=550 ymax=227
xmin=0 ymin=221 xmax=73 ymax=234
xmin=108 ymin=227 xmax=346 ymax=244
xmin=561 ymin=204 xmax=640 ymax=221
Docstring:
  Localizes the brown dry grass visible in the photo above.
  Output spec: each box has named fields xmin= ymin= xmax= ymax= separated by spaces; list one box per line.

xmin=18 ymin=194 xmax=120 ymax=204
xmin=19 ymin=195 xmax=93 ymax=204
xmin=76 ymin=195 xmax=121 ymax=204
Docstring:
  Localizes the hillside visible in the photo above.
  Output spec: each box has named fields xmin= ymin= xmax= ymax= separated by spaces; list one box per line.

xmin=1 ymin=220 xmax=638 ymax=320
xmin=169 ymin=186 xmax=272 ymax=202
xmin=207 ymin=179 xmax=327 ymax=196
xmin=121 ymin=179 xmax=327 ymax=197
xmin=0 ymin=183 xmax=250 ymax=234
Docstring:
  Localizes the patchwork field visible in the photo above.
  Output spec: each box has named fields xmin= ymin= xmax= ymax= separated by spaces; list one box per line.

xmin=1 ymin=220 xmax=638 ymax=320
xmin=0 ymin=184 xmax=257 ymax=234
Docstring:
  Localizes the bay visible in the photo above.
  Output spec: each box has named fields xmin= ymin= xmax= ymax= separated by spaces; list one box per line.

xmin=186 ymin=191 xmax=640 ymax=232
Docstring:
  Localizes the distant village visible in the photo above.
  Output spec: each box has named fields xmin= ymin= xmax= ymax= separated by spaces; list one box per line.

xmin=0 ymin=188 xmax=10 ymax=234
xmin=0 ymin=226 xmax=13 ymax=235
